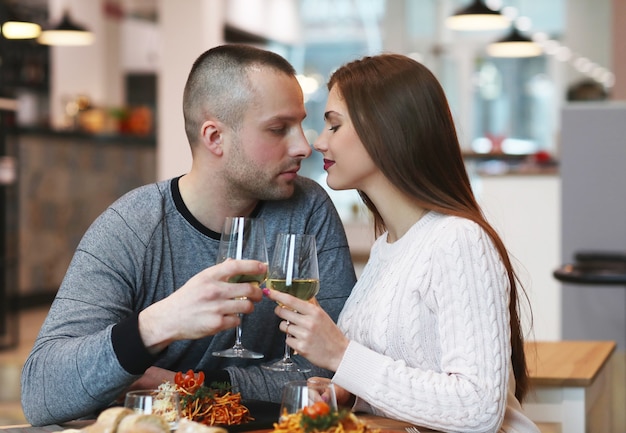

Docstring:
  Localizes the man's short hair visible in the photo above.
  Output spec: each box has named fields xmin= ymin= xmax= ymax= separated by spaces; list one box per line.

xmin=183 ymin=44 xmax=297 ymax=146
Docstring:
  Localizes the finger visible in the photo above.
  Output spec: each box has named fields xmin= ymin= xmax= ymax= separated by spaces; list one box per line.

xmin=212 ymin=259 xmax=268 ymax=282
xmin=309 ymin=297 xmax=320 ymax=306
xmin=284 ymin=320 xmax=291 ymax=336
xmin=282 ymin=320 xmax=292 ymax=335
xmin=227 ymin=283 xmax=263 ymax=302
xmin=320 ymin=390 xmax=332 ymax=403
xmin=266 ymin=288 xmax=309 ymax=311
xmin=274 ymin=304 xmax=301 ymax=323
xmin=281 ymin=320 xmax=300 ymax=355
xmin=225 ymin=298 xmax=256 ymax=315
xmin=244 ymin=284 xmax=263 ymax=302
xmin=214 ymin=313 xmax=242 ymax=332
xmin=207 ymin=298 xmax=254 ymax=319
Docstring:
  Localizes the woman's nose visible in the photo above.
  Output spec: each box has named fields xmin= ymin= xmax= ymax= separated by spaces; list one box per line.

xmin=313 ymin=132 xmax=326 ymax=153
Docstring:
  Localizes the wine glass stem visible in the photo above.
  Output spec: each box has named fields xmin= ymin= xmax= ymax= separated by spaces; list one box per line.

xmin=283 ymin=321 xmax=291 ymax=361
xmin=234 ymin=313 xmax=244 ymax=347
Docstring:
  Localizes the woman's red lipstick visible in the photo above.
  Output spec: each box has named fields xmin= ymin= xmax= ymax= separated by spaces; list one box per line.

xmin=323 ymin=159 xmax=335 ymax=170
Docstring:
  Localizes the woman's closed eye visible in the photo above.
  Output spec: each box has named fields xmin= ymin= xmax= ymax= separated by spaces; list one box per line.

xmin=329 ymin=124 xmax=340 ymax=132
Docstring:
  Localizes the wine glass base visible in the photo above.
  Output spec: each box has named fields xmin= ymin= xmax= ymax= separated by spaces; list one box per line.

xmin=261 ymin=358 xmax=311 ymax=372
xmin=212 ymin=346 xmax=264 ymax=359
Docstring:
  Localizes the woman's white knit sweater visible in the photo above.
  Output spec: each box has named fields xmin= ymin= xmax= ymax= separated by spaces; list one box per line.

xmin=333 ymin=212 xmax=539 ymax=433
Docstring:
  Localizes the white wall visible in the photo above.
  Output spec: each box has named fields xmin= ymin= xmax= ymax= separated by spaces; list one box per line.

xmin=156 ymin=0 xmax=226 ymax=180
xmin=476 ymin=174 xmax=562 ymax=342
xmin=226 ymin=0 xmax=301 ymax=45
xmin=121 ymin=18 xmax=160 ymax=74
xmin=564 ymin=0 xmax=613 ymax=85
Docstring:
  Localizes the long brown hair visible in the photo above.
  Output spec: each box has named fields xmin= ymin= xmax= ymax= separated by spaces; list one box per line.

xmin=328 ymin=53 xmax=529 ymax=401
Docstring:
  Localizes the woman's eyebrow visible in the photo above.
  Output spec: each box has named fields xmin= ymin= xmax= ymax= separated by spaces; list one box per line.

xmin=324 ymin=110 xmax=339 ymax=120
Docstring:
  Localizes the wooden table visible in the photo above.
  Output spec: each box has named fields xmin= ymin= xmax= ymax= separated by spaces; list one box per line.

xmin=239 ymin=415 xmax=434 ymax=432
xmin=523 ymin=340 xmax=617 ymax=433
xmin=13 ymin=341 xmax=615 ymax=433
xmin=0 ymin=415 xmax=436 ymax=433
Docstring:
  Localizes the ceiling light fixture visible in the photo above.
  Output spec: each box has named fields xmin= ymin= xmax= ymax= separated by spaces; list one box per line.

xmin=486 ymin=27 xmax=542 ymax=57
xmin=445 ymin=0 xmax=510 ymax=31
xmin=2 ymin=20 xmax=42 ymax=39
xmin=38 ymin=10 xmax=94 ymax=46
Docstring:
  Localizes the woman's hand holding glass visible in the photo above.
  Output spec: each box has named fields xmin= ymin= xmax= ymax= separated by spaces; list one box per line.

xmin=266 ymin=289 xmax=349 ymax=373
xmin=262 ymin=233 xmax=319 ymax=372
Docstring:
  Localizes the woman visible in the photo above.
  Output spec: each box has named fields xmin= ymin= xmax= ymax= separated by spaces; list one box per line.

xmin=265 ymin=54 xmax=539 ymax=433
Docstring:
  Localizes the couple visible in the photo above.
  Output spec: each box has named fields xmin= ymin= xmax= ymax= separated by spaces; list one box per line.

xmin=21 ymin=44 xmax=538 ymax=433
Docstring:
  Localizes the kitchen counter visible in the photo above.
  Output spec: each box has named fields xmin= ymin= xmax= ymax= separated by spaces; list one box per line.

xmin=15 ymin=127 xmax=155 ymax=147
xmin=524 ymin=340 xmax=617 ymax=433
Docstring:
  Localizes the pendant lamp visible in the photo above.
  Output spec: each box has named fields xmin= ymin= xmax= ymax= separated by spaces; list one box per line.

xmin=38 ymin=10 xmax=94 ymax=46
xmin=2 ymin=20 xmax=42 ymax=39
xmin=486 ymin=27 xmax=542 ymax=58
xmin=446 ymin=0 xmax=510 ymax=31
xmin=1 ymin=4 xmax=41 ymax=39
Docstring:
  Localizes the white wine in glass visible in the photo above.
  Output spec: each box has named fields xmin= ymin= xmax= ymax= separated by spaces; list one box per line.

xmin=267 ymin=279 xmax=319 ymax=305
xmin=262 ymin=233 xmax=319 ymax=372
xmin=212 ymin=216 xmax=268 ymax=359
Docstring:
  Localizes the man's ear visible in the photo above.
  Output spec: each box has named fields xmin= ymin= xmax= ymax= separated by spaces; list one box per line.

xmin=200 ymin=120 xmax=224 ymax=156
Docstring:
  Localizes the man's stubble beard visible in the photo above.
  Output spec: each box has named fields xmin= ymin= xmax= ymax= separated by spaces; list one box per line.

xmin=224 ymin=138 xmax=295 ymax=202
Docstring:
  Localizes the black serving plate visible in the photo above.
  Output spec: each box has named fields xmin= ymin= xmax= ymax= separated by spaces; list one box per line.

xmin=226 ymin=400 xmax=280 ymax=432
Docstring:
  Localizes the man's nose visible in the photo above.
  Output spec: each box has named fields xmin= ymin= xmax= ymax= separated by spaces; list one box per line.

xmin=292 ymin=130 xmax=313 ymax=159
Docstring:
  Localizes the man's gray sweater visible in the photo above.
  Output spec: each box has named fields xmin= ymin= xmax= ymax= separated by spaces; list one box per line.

xmin=20 ymin=176 xmax=356 ymax=426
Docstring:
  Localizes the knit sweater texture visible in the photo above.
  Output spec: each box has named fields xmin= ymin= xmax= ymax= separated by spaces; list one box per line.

xmin=333 ymin=211 xmax=539 ymax=433
xmin=21 ymin=176 xmax=356 ymax=426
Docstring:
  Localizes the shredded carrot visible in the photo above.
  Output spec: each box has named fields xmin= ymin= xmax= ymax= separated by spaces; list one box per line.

xmin=163 ymin=372 xmax=253 ymax=426
xmin=272 ymin=410 xmax=379 ymax=433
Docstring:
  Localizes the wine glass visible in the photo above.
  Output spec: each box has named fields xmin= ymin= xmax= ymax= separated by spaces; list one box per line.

xmin=212 ymin=216 xmax=268 ymax=359
xmin=279 ymin=378 xmax=338 ymax=422
xmin=124 ymin=389 xmax=182 ymax=430
xmin=262 ymin=233 xmax=319 ymax=372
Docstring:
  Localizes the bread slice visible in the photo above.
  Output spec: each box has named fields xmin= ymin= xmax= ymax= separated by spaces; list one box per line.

xmin=116 ymin=413 xmax=170 ymax=433
xmin=94 ymin=407 xmax=134 ymax=433
xmin=175 ymin=418 xmax=227 ymax=433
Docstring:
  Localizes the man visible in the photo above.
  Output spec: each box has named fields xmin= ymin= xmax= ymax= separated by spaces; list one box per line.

xmin=20 ymin=44 xmax=356 ymax=426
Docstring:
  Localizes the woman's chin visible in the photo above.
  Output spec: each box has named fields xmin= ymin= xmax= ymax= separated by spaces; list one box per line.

xmin=326 ymin=179 xmax=350 ymax=191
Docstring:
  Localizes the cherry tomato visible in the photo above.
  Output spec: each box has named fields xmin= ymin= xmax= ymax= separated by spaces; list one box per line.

xmin=174 ymin=369 xmax=205 ymax=393
xmin=302 ymin=401 xmax=330 ymax=418
xmin=302 ymin=406 xmax=318 ymax=418
xmin=312 ymin=401 xmax=330 ymax=416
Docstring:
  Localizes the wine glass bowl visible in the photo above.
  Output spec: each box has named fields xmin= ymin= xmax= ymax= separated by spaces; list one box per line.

xmin=212 ymin=216 xmax=268 ymax=359
xmin=262 ymin=233 xmax=319 ymax=372
xmin=124 ymin=389 xmax=182 ymax=430
xmin=279 ymin=378 xmax=338 ymax=422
